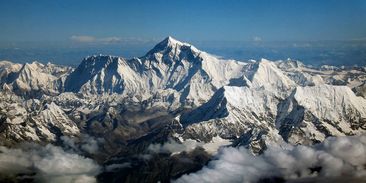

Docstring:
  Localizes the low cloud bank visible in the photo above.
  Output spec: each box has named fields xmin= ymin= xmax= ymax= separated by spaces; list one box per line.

xmin=175 ymin=135 xmax=366 ymax=183
xmin=61 ymin=134 xmax=105 ymax=154
xmin=0 ymin=143 xmax=101 ymax=183
xmin=148 ymin=136 xmax=231 ymax=155
xmin=148 ymin=138 xmax=203 ymax=154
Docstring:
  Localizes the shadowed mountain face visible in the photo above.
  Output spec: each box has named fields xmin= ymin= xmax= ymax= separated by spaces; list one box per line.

xmin=0 ymin=37 xmax=365 ymax=183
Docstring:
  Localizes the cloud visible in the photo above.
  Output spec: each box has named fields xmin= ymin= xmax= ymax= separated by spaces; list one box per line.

xmin=99 ymin=37 xmax=122 ymax=43
xmin=70 ymin=35 xmax=96 ymax=43
xmin=148 ymin=138 xmax=203 ymax=154
xmin=70 ymin=35 xmax=122 ymax=44
xmin=0 ymin=143 xmax=101 ymax=183
xmin=148 ymin=137 xmax=232 ymax=155
xmin=175 ymin=135 xmax=366 ymax=183
xmin=253 ymin=36 xmax=262 ymax=42
xmin=351 ymin=37 xmax=366 ymax=41
xmin=61 ymin=134 xmax=105 ymax=154
xmin=292 ymin=42 xmax=312 ymax=48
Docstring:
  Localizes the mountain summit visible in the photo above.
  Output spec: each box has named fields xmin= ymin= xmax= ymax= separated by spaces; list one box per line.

xmin=158 ymin=36 xmax=187 ymax=47
xmin=151 ymin=36 xmax=193 ymax=50
xmin=144 ymin=36 xmax=200 ymax=61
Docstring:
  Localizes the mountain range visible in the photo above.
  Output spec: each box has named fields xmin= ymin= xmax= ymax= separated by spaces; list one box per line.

xmin=0 ymin=37 xmax=365 ymax=182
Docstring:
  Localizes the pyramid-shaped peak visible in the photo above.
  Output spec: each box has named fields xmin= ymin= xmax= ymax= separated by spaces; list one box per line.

xmin=166 ymin=36 xmax=177 ymax=42
xmin=146 ymin=36 xmax=200 ymax=56
xmin=159 ymin=36 xmax=187 ymax=47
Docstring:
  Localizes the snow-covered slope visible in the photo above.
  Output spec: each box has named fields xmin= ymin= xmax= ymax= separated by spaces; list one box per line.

xmin=65 ymin=56 xmax=133 ymax=94
xmin=180 ymin=84 xmax=366 ymax=152
xmin=180 ymin=86 xmax=283 ymax=152
xmin=0 ymin=61 xmax=22 ymax=82
xmin=276 ymin=59 xmax=366 ymax=92
xmin=13 ymin=63 xmax=59 ymax=94
xmin=182 ymin=86 xmax=278 ymax=127
xmin=0 ymin=93 xmax=79 ymax=144
xmin=0 ymin=61 xmax=72 ymax=96
xmin=243 ymin=59 xmax=296 ymax=97
xmin=277 ymin=85 xmax=366 ymax=144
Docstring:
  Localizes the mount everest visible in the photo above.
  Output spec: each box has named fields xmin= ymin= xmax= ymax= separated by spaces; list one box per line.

xmin=0 ymin=36 xmax=365 ymax=182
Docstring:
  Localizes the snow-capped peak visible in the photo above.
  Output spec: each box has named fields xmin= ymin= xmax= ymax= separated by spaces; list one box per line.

xmin=243 ymin=58 xmax=297 ymax=96
xmin=9 ymin=62 xmax=60 ymax=95
xmin=145 ymin=36 xmax=200 ymax=57
xmin=162 ymin=36 xmax=190 ymax=47
xmin=164 ymin=36 xmax=182 ymax=46
xmin=64 ymin=55 xmax=127 ymax=94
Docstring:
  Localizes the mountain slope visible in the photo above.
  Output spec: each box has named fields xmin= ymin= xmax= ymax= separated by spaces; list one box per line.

xmin=243 ymin=59 xmax=297 ymax=97
xmin=179 ymin=84 xmax=366 ymax=152
xmin=0 ymin=93 xmax=79 ymax=144
xmin=277 ymin=84 xmax=366 ymax=144
xmin=0 ymin=61 xmax=72 ymax=97
xmin=180 ymin=86 xmax=283 ymax=153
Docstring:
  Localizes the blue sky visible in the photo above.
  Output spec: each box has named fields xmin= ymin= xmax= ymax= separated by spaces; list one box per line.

xmin=0 ymin=0 xmax=366 ymax=44
xmin=0 ymin=0 xmax=365 ymax=66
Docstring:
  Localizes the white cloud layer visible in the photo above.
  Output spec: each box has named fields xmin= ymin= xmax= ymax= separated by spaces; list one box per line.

xmin=0 ymin=143 xmax=101 ymax=183
xmin=148 ymin=138 xmax=203 ymax=154
xmin=70 ymin=35 xmax=122 ymax=44
xmin=148 ymin=136 xmax=232 ymax=155
xmin=175 ymin=135 xmax=366 ymax=183
xmin=70 ymin=35 xmax=96 ymax=43
xmin=253 ymin=36 xmax=262 ymax=42
xmin=61 ymin=134 xmax=104 ymax=154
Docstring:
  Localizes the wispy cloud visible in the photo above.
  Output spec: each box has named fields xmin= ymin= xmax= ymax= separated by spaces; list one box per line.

xmin=61 ymin=134 xmax=105 ymax=154
xmin=253 ymin=36 xmax=262 ymax=42
xmin=70 ymin=35 xmax=122 ymax=44
xmin=70 ymin=35 xmax=97 ymax=43
xmin=99 ymin=36 xmax=122 ymax=43
xmin=70 ymin=35 xmax=160 ymax=45
xmin=351 ymin=37 xmax=366 ymax=41
xmin=148 ymin=138 xmax=203 ymax=154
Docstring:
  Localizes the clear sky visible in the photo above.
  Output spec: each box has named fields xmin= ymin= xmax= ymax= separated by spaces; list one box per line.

xmin=0 ymin=0 xmax=366 ymax=44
